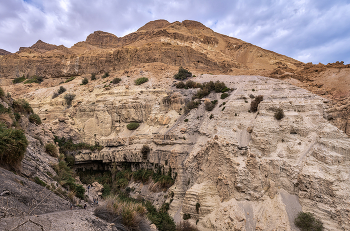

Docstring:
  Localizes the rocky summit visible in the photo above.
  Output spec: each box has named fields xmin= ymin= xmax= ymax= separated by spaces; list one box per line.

xmin=0 ymin=20 xmax=350 ymax=231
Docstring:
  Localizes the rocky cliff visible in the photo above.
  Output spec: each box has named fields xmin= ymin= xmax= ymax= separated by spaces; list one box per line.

xmin=1 ymin=19 xmax=350 ymax=231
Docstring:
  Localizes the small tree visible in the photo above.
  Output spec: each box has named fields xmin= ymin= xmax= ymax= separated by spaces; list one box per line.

xmin=64 ymin=94 xmax=76 ymax=107
xmin=82 ymin=77 xmax=88 ymax=85
xmin=274 ymin=108 xmax=284 ymax=120
xmin=135 ymin=77 xmax=148 ymax=85
xmin=91 ymin=73 xmax=96 ymax=80
xmin=112 ymin=78 xmax=121 ymax=84
xmin=250 ymin=95 xmax=263 ymax=112
xmin=141 ymin=145 xmax=150 ymax=159
xmin=29 ymin=114 xmax=42 ymax=125
xmin=58 ymin=86 xmax=66 ymax=94
xmin=174 ymin=67 xmax=192 ymax=80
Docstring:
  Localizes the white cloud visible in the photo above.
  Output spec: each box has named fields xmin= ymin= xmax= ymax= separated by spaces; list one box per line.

xmin=0 ymin=0 xmax=349 ymax=64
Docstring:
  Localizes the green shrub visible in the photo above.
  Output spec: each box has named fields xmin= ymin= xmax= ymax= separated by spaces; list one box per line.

xmin=0 ymin=123 xmax=28 ymax=170
xmin=133 ymin=169 xmax=153 ymax=183
xmin=65 ymin=76 xmax=75 ymax=83
xmin=75 ymin=184 xmax=85 ymax=200
xmin=45 ymin=143 xmax=58 ymax=157
xmin=0 ymin=87 xmax=4 ymax=98
xmin=81 ymin=77 xmax=88 ymax=85
xmin=175 ymin=81 xmax=185 ymax=88
xmin=209 ymin=114 xmax=214 ymax=119
xmin=58 ymin=86 xmax=66 ymax=94
xmin=0 ymin=104 xmax=10 ymax=114
xmin=221 ymin=93 xmax=229 ymax=99
xmin=102 ymin=72 xmax=109 ymax=78
xmin=14 ymin=112 xmax=21 ymax=121
xmin=184 ymin=119 xmax=188 ymax=122
xmin=294 ymin=212 xmax=323 ymax=231
xmin=91 ymin=73 xmax=96 ymax=80
xmin=64 ymin=93 xmax=75 ymax=107
xmin=141 ymin=145 xmax=150 ymax=160
xmin=24 ymin=76 xmax=43 ymax=84
xmin=12 ymin=75 xmax=26 ymax=84
xmin=135 ymin=77 xmax=149 ymax=85
xmin=34 ymin=177 xmax=47 ymax=187
xmin=29 ymin=114 xmax=42 ymax=125
xmin=274 ymin=108 xmax=284 ymax=120
xmin=174 ymin=67 xmax=192 ymax=80
xmin=184 ymin=100 xmax=200 ymax=113
xmin=127 ymin=122 xmax=140 ymax=130
xmin=112 ymin=78 xmax=121 ymax=84
xmin=13 ymin=99 xmax=33 ymax=114
xmin=250 ymin=95 xmax=263 ymax=112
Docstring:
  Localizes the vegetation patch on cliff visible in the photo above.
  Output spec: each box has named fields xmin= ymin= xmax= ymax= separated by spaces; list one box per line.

xmin=54 ymin=136 xmax=103 ymax=154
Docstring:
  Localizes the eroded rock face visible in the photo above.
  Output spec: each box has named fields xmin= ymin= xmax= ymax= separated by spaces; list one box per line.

xmin=11 ymin=74 xmax=350 ymax=230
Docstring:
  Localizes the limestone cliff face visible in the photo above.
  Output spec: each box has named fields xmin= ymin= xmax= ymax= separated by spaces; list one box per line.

xmin=14 ymin=73 xmax=350 ymax=230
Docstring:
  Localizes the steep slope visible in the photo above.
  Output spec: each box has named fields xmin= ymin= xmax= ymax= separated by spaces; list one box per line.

xmin=0 ymin=49 xmax=11 ymax=56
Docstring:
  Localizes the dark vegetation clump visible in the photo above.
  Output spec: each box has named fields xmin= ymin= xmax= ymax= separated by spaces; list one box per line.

xmin=14 ymin=112 xmax=21 ymax=121
xmin=175 ymin=80 xmax=201 ymax=89
xmin=221 ymin=93 xmax=229 ymax=99
xmin=205 ymin=100 xmax=217 ymax=111
xmin=274 ymin=108 xmax=285 ymax=120
xmin=54 ymin=136 xmax=103 ymax=154
xmin=0 ymin=123 xmax=28 ymax=170
xmin=141 ymin=145 xmax=150 ymax=160
xmin=127 ymin=122 xmax=140 ymax=130
xmin=294 ymin=212 xmax=323 ymax=231
xmin=102 ymin=72 xmax=109 ymax=78
xmin=82 ymin=77 xmax=88 ymax=85
xmin=12 ymin=75 xmax=26 ymax=84
xmin=250 ymin=95 xmax=263 ymax=112
xmin=91 ymin=73 xmax=96 ymax=80
xmin=52 ymin=86 xmax=67 ymax=99
xmin=112 ymin=78 xmax=122 ymax=84
xmin=193 ymin=81 xmax=229 ymax=100
xmin=184 ymin=100 xmax=201 ymax=113
xmin=174 ymin=67 xmax=192 ymax=80
xmin=24 ymin=75 xmax=43 ymax=84
xmin=64 ymin=93 xmax=75 ymax=107
xmin=183 ymin=213 xmax=191 ymax=220
xmin=0 ymin=87 xmax=4 ymax=98
xmin=45 ymin=143 xmax=58 ymax=157
xmin=135 ymin=77 xmax=148 ymax=85
xmin=13 ymin=99 xmax=33 ymax=114
xmin=29 ymin=114 xmax=42 ymax=125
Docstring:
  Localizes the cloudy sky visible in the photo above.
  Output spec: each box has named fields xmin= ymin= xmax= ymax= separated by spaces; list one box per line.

xmin=1 ymin=0 xmax=349 ymax=64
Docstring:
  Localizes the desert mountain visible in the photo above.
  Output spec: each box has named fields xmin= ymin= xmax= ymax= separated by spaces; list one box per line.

xmin=0 ymin=49 xmax=11 ymax=55
xmin=0 ymin=20 xmax=350 ymax=230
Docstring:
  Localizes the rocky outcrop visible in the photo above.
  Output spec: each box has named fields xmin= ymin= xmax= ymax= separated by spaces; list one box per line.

xmin=0 ymin=49 xmax=11 ymax=56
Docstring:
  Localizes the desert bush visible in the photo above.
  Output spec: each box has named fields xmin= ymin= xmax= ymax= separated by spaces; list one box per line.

xmin=274 ymin=108 xmax=284 ymax=120
xmin=13 ymin=99 xmax=33 ymax=114
xmin=29 ymin=114 xmax=42 ymax=125
xmin=45 ymin=143 xmax=58 ymax=157
xmin=184 ymin=100 xmax=200 ymax=113
xmin=135 ymin=77 xmax=148 ymax=85
xmin=58 ymin=86 xmax=66 ymax=94
xmin=51 ymin=92 xmax=59 ymax=99
xmin=141 ymin=145 xmax=150 ymax=160
xmin=250 ymin=95 xmax=263 ymax=112
xmin=24 ymin=75 xmax=43 ymax=84
xmin=14 ymin=112 xmax=21 ymax=121
xmin=185 ymin=80 xmax=200 ymax=89
xmin=221 ymin=93 xmax=229 ymax=99
xmin=174 ymin=67 xmax=192 ymax=80
xmin=0 ymin=123 xmax=28 ymax=170
xmin=102 ymin=72 xmax=109 ymax=78
xmin=0 ymin=87 xmax=4 ymax=98
xmin=133 ymin=169 xmax=153 ymax=183
xmin=175 ymin=81 xmax=185 ymax=88
xmin=91 ymin=73 xmax=96 ymax=80
xmin=12 ymin=75 xmax=26 ymax=84
xmin=82 ymin=77 xmax=88 ymax=85
xmin=205 ymin=100 xmax=217 ymax=111
xmin=65 ymin=76 xmax=75 ymax=83
xmin=64 ymin=93 xmax=75 ymax=107
xmin=112 ymin=78 xmax=122 ymax=84
xmin=0 ymin=104 xmax=10 ymax=114
xmin=75 ymin=184 xmax=85 ymax=200
xmin=294 ymin=212 xmax=323 ymax=231
xmin=127 ymin=122 xmax=140 ymax=130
